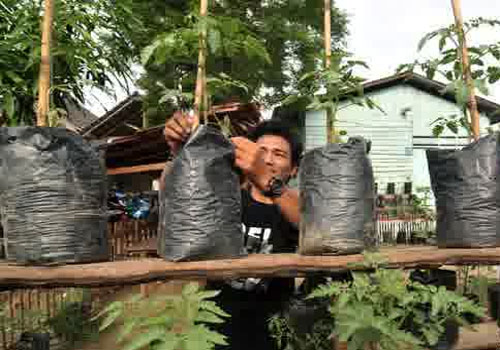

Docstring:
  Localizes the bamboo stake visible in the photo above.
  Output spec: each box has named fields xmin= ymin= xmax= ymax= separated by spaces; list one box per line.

xmin=324 ymin=0 xmax=331 ymax=68
xmin=450 ymin=0 xmax=480 ymax=141
xmin=192 ymin=0 xmax=208 ymax=131
xmin=324 ymin=0 xmax=335 ymax=143
xmin=36 ymin=0 xmax=54 ymax=127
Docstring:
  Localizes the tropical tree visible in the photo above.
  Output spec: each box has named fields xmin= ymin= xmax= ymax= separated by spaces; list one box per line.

xmin=132 ymin=0 xmax=349 ymax=125
xmin=0 ymin=0 xmax=140 ymax=126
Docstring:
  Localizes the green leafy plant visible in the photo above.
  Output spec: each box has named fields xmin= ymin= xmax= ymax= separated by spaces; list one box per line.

xmin=49 ymin=289 xmax=99 ymax=346
xmin=398 ymin=17 xmax=500 ymax=138
xmin=268 ymin=312 xmax=333 ymax=350
xmin=282 ymin=51 xmax=384 ymax=143
xmin=94 ymin=282 xmax=230 ymax=350
xmin=305 ymin=253 xmax=485 ymax=350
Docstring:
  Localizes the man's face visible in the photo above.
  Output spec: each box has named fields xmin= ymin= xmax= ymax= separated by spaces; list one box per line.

xmin=255 ymin=135 xmax=297 ymax=182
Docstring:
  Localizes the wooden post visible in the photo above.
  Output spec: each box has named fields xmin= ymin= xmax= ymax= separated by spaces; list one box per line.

xmin=37 ymin=0 xmax=54 ymax=127
xmin=324 ymin=0 xmax=335 ymax=143
xmin=450 ymin=0 xmax=480 ymax=141
xmin=193 ymin=0 xmax=208 ymax=131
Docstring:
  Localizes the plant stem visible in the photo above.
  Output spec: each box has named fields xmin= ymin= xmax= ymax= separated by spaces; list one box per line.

xmin=37 ymin=0 xmax=54 ymax=127
xmin=450 ymin=0 xmax=480 ymax=141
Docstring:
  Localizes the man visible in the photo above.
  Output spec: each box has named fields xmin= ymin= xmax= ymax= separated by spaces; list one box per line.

xmin=163 ymin=111 xmax=302 ymax=350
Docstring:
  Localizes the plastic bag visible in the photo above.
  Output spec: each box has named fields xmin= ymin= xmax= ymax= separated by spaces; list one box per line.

xmin=158 ymin=125 xmax=245 ymax=261
xmin=299 ymin=137 xmax=375 ymax=255
xmin=427 ymin=134 xmax=499 ymax=248
xmin=0 ymin=127 xmax=108 ymax=265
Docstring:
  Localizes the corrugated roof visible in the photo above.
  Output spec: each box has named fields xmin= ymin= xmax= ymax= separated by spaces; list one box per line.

xmin=361 ymin=72 xmax=500 ymax=123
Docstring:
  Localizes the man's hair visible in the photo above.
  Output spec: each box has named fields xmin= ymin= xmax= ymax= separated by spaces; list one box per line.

xmin=248 ymin=120 xmax=303 ymax=167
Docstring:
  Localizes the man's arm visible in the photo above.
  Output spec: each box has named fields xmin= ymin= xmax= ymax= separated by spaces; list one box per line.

xmin=272 ymin=186 xmax=300 ymax=226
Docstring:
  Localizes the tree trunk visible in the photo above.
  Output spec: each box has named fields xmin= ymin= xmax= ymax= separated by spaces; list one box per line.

xmin=450 ymin=0 xmax=480 ymax=141
xmin=193 ymin=0 xmax=208 ymax=130
xmin=37 ymin=0 xmax=54 ymax=127
xmin=324 ymin=0 xmax=335 ymax=143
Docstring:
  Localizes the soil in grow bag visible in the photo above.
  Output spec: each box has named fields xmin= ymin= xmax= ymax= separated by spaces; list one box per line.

xmin=299 ymin=137 xmax=375 ymax=255
xmin=158 ymin=125 xmax=245 ymax=262
xmin=0 ymin=127 xmax=108 ymax=265
xmin=426 ymin=134 xmax=499 ymax=248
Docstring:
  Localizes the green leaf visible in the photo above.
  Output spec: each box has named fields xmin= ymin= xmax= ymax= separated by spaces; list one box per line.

xmin=3 ymin=92 xmax=14 ymax=117
xmin=122 ymin=327 xmax=166 ymax=350
xmin=182 ymin=282 xmax=200 ymax=297
xmin=199 ymin=326 xmax=228 ymax=346
xmin=474 ymin=79 xmax=489 ymax=95
xmin=432 ymin=124 xmax=445 ymax=137
xmin=207 ymin=29 xmax=221 ymax=54
xmin=438 ymin=36 xmax=447 ymax=52
xmin=417 ymin=31 xmax=439 ymax=51
xmin=446 ymin=120 xmax=459 ymax=134
xmin=199 ymin=301 xmax=230 ymax=318
xmin=197 ymin=290 xmax=220 ymax=300
xmin=195 ymin=311 xmax=224 ymax=324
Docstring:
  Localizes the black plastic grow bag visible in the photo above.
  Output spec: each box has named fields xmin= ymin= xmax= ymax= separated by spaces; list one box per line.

xmin=158 ymin=125 xmax=245 ymax=262
xmin=426 ymin=134 xmax=499 ymax=248
xmin=0 ymin=127 xmax=108 ymax=265
xmin=299 ymin=137 xmax=375 ymax=255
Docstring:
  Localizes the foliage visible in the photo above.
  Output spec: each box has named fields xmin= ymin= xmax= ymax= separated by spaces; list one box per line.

xmin=0 ymin=288 xmax=95 ymax=348
xmin=0 ymin=0 xmax=140 ymax=126
xmin=281 ymin=50 xmax=383 ymax=142
xmin=94 ymin=282 xmax=230 ymax=350
xmin=133 ymin=0 xmax=349 ymax=125
xmin=268 ymin=313 xmax=333 ymax=350
xmin=0 ymin=300 xmax=51 ymax=335
xmin=49 ymin=289 xmax=99 ymax=345
xmin=397 ymin=17 xmax=500 ymax=137
xmin=306 ymin=253 xmax=485 ymax=350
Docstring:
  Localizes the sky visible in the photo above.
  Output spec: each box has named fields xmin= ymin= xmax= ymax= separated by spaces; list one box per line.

xmin=84 ymin=0 xmax=500 ymax=117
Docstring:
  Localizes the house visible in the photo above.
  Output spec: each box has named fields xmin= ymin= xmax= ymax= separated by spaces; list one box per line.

xmin=292 ymin=72 xmax=500 ymax=197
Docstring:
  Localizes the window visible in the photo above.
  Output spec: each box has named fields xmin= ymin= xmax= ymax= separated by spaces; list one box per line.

xmin=404 ymin=182 xmax=412 ymax=194
xmin=387 ymin=183 xmax=395 ymax=195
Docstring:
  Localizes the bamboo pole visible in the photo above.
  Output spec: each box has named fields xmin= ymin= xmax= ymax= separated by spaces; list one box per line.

xmin=192 ymin=0 xmax=208 ymax=131
xmin=324 ymin=0 xmax=335 ymax=143
xmin=36 ymin=0 xmax=54 ymax=127
xmin=324 ymin=0 xmax=331 ymax=68
xmin=450 ymin=0 xmax=480 ymax=141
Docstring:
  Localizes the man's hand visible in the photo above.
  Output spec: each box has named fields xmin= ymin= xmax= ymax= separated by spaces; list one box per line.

xmin=163 ymin=111 xmax=194 ymax=155
xmin=231 ymin=137 xmax=272 ymax=192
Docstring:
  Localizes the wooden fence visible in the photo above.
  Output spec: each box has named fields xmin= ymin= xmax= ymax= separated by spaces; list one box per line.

xmin=107 ymin=220 xmax=158 ymax=260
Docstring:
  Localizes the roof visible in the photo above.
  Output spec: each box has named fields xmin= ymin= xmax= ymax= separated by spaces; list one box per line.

xmin=64 ymin=100 xmax=99 ymax=131
xmin=102 ymin=102 xmax=262 ymax=168
xmin=80 ymin=92 xmax=143 ymax=139
xmin=361 ymin=72 xmax=500 ymax=123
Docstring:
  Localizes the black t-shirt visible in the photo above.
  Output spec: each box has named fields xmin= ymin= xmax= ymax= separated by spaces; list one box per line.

xmin=241 ymin=189 xmax=298 ymax=255
xmin=210 ymin=189 xmax=299 ymax=350
xmin=208 ymin=189 xmax=298 ymax=292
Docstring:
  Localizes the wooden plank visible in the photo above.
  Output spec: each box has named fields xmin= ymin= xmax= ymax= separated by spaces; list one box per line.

xmin=0 ymin=246 xmax=499 ymax=290
xmin=107 ymin=162 xmax=166 ymax=175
